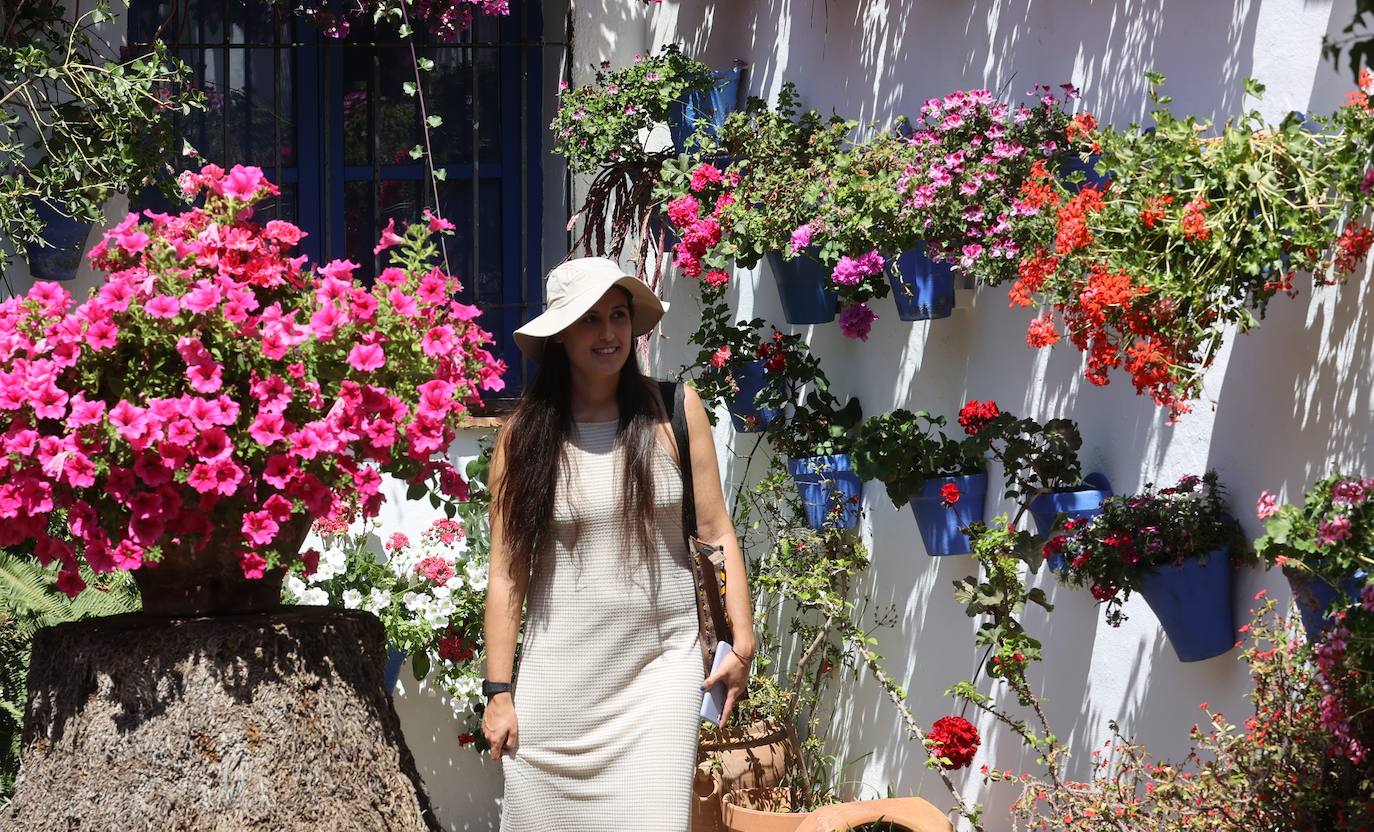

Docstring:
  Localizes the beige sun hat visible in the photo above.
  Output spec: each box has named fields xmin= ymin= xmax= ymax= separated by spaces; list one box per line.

xmin=513 ymin=257 xmax=668 ymax=361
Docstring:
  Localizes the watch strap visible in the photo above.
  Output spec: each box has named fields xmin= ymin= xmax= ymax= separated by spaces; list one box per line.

xmin=482 ymin=680 xmax=513 ymax=698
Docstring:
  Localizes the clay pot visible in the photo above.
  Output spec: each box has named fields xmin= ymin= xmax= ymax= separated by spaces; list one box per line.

xmin=721 ymin=788 xmax=807 ymax=832
xmin=700 ymin=719 xmax=795 ymax=794
xmin=692 ymin=764 xmax=727 ymax=832
xmin=797 ymin=797 xmax=953 ymax=832
xmin=133 ymin=515 xmax=313 ymax=616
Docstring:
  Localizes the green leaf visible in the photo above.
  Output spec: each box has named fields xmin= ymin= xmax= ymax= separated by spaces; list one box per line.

xmin=403 ymin=81 xmax=417 ymax=96
xmin=433 ymin=167 xmax=447 ymax=181
xmin=411 ymin=650 xmax=430 ymax=681
xmin=408 ymin=144 xmax=425 ymax=160
xmin=426 ymin=115 xmax=443 ymax=128
xmin=417 ymin=58 xmax=435 ymax=71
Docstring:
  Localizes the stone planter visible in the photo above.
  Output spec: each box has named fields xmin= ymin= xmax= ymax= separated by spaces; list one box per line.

xmin=2 ymin=608 xmax=440 ymax=831
xmin=132 ymin=515 xmax=312 ymax=616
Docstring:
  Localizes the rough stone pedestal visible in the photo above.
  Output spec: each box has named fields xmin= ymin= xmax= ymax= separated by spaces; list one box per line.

xmin=3 ymin=607 xmax=441 ymax=832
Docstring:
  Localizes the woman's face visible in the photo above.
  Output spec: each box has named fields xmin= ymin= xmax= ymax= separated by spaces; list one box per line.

xmin=554 ymin=287 xmax=633 ymax=379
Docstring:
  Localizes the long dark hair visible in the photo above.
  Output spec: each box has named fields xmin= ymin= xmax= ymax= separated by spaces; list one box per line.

xmin=495 ymin=338 xmax=665 ymax=581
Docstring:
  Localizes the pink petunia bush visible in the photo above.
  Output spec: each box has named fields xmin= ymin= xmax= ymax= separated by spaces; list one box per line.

xmin=0 ymin=163 xmax=505 ymax=597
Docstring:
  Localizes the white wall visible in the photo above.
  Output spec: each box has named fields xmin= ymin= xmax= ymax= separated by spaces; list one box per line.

xmin=423 ymin=0 xmax=1368 ymax=828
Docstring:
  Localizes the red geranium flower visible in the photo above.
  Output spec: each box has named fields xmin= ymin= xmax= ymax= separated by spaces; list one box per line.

xmin=928 ymin=715 xmax=980 ymax=770
xmin=940 ymin=482 xmax=961 ymax=507
xmin=957 ymin=399 xmax=1001 ymax=435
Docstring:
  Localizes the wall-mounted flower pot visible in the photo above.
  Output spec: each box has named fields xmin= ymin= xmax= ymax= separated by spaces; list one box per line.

xmin=1057 ymin=153 xmax=1110 ymax=193
xmin=384 ymin=646 xmax=406 ymax=691
xmin=766 ymin=251 xmax=837 ymax=325
xmin=1287 ymin=570 xmax=1367 ymax=644
xmin=1030 ymin=472 xmax=1113 ymax=571
xmin=786 ymin=454 xmax=861 ymax=530
xmin=907 ymin=471 xmax=988 ymax=556
xmin=891 ymin=244 xmax=955 ymax=321
xmin=670 ymin=66 xmax=744 ymax=154
xmin=1137 ymin=549 xmax=1235 ymax=662
xmin=728 ymin=359 xmax=781 ymax=433
xmin=26 ymin=200 xmax=94 ymax=281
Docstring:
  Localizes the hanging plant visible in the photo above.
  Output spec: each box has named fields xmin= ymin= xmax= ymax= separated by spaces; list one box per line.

xmin=1005 ymin=74 xmax=1374 ymax=421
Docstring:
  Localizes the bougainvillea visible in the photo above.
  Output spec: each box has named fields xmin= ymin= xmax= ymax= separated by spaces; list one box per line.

xmin=0 ymin=163 xmax=503 ymax=596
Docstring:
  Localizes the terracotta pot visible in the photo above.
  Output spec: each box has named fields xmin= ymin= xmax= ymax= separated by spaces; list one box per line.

xmin=692 ymin=763 xmax=726 ymax=832
xmin=721 ymin=788 xmax=808 ymax=832
xmin=133 ymin=515 xmax=312 ymax=616
xmin=797 ymin=797 xmax=953 ymax=832
xmin=700 ymin=719 xmax=795 ymax=794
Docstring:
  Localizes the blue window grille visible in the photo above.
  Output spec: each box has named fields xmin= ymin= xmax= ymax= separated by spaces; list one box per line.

xmin=127 ymin=0 xmax=550 ymax=394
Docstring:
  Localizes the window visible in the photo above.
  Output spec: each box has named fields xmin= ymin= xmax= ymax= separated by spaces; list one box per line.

xmin=127 ymin=0 xmax=549 ymax=393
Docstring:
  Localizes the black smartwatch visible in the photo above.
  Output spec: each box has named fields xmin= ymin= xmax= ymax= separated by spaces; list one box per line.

xmin=482 ymin=679 xmax=513 ymax=698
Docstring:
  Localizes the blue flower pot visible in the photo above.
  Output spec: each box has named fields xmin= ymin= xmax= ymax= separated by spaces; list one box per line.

xmin=786 ymin=454 xmax=862 ymax=530
xmin=669 ymin=67 xmax=743 ymax=154
xmin=1058 ymin=153 xmax=1110 ymax=193
xmin=1137 ymin=549 xmax=1235 ymax=662
xmin=1288 ymin=570 xmax=1367 ymax=644
xmin=1030 ymin=472 xmax=1113 ymax=571
xmin=891 ymin=244 xmax=955 ymax=321
xmin=384 ymin=646 xmax=406 ymax=691
xmin=907 ymin=471 xmax=987 ymax=556
xmin=728 ymin=359 xmax=780 ymax=433
xmin=26 ymin=200 xmax=95 ymax=281
xmin=766 ymin=251 xmax=837 ymax=325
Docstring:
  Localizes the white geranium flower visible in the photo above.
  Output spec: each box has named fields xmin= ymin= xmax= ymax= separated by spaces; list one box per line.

xmin=341 ymin=589 xmax=363 ymax=609
xmin=403 ymin=591 xmax=426 ymax=613
xmin=367 ymin=587 xmax=392 ymax=611
xmin=445 ymin=574 xmax=465 ymax=591
xmin=465 ymin=561 xmax=488 ymax=593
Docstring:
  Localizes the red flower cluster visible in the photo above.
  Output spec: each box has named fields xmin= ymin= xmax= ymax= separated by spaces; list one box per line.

xmin=957 ymin=399 xmax=1000 ymax=435
xmin=1015 ymin=160 xmax=1061 ymax=215
xmin=755 ymin=330 xmax=788 ymax=373
xmin=1180 ymin=196 xmax=1211 ymax=241
xmin=437 ymin=633 xmax=475 ymax=663
xmin=1053 ymin=186 xmax=1105 ymax=254
xmin=928 ymin=715 xmax=980 ymax=770
xmin=1138 ymin=194 xmax=1174 ymax=229
xmin=1008 ymin=248 xmax=1060 ymax=308
xmin=1025 ymin=314 xmax=1060 ymax=348
xmin=1334 ymin=223 xmax=1374 ymax=275
xmin=940 ymin=482 xmax=961 ymax=507
xmin=667 ymin=163 xmax=740 ymax=282
xmin=1065 ymin=112 xmax=1101 ymax=153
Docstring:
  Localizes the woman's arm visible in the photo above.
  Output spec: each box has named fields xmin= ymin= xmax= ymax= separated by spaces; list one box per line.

xmin=482 ymin=433 xmax=527 ymax=760
xmin=682 ymin=384 xmax=758 ymax=722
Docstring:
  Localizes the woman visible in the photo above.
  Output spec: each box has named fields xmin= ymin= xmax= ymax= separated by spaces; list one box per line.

xmin=482 ymin=257 xmax=757 ymax=830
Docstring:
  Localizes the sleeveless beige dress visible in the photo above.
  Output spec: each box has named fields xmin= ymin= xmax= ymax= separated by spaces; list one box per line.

xmin=500 ymin=420 xmax=703 ymax=831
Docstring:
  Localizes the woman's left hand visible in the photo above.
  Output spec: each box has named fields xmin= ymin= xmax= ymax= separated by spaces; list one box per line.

xmin=703 ymin=647 xmax=752 ymax=727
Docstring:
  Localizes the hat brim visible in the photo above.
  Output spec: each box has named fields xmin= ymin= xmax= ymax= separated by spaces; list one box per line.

xmin=513 ymin=274 xmax=668 ymax=362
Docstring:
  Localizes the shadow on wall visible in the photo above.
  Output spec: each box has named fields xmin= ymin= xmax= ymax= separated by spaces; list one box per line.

xmin=720 ymin=0 xmax=1259 ymax=131
xmin=393 ymin=668 xmax=505 ymax=831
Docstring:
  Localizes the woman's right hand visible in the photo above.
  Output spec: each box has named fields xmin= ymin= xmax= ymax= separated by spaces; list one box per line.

xmin=482 ymin=693 xmax=518 ymax=761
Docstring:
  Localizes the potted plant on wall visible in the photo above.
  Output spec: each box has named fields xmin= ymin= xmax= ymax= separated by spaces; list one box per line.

xmin=1255 ymin=473 xmax=1373 ymax=643
xmin=1050 ymin=472 xmax=1245 ymax=662
xmin=1 ymin=0 xmax=203 ymax=285
xmin=853 ymin=409 xmax=986 ymax=555
xmin=551 ymin=44 xmax=720 ymax=277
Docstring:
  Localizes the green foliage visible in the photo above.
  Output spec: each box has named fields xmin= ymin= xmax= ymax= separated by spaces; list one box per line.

xmin=964 ymin=409 xmax=1083 ymax=507
xmin=550 ymin=44 xmax=717 ymax=174
xmin=708 ymin=83 xmax=856 ymax=269
xmin=0 ymin=0 xmax=204 ymax=280
xmin=0 ymin=548 xmax=139 ymax=810
xmin=852 ymin=409 xmax=981 ymax=507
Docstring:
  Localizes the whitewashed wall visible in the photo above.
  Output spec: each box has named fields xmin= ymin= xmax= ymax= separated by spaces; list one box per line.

xmin=12 ymin=0 xmax=1371 ymax=829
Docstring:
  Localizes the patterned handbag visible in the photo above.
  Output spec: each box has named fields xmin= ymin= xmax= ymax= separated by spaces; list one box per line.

xmin=661 ymin=381 xmax=732 ymax=674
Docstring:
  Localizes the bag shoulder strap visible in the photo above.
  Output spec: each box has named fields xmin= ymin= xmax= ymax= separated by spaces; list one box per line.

xmin=659 ymin=380 xmax=698 ymax=537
